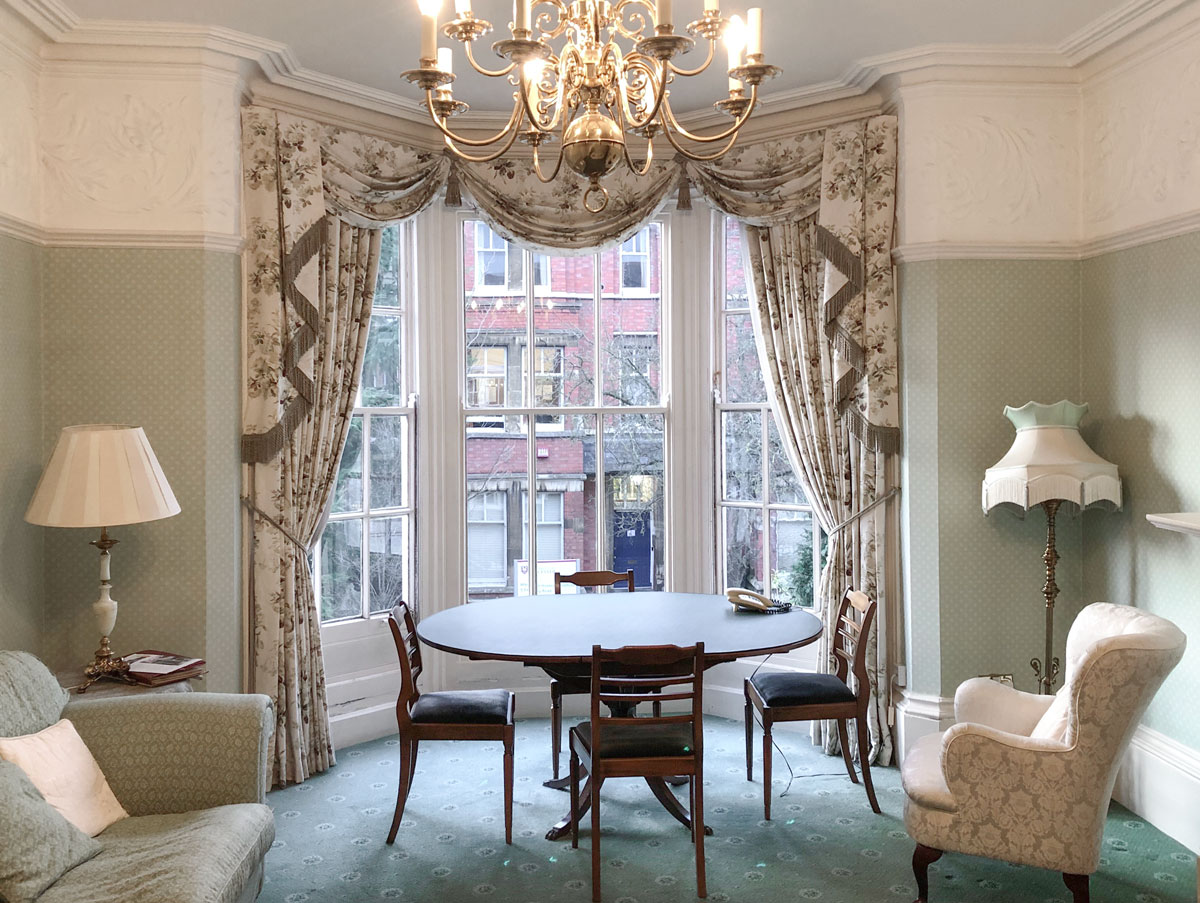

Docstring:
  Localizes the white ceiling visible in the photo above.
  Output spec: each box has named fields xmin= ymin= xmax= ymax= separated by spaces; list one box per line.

xmin=62 ymin=0 xmax=1130 ymax=113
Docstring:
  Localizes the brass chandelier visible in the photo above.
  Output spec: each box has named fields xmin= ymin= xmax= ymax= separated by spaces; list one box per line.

xmin=404 ymin=0 xmax=780 ymax=211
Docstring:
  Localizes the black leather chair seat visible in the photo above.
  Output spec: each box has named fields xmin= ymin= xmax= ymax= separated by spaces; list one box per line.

xmin=410 ymin=689 xmax=513 ymax=725
xmin=750 ymin=671 xmax=855 ymax=707
xmin=571 ymin=720 xmax=693 ymax=758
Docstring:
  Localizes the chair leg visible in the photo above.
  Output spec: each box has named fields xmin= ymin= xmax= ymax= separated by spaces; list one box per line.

xmin=569 ymin=748 xmax=580 ymax=849
xmin=503 ymin=728 xmax=514 ymax=845
xmin=836 ymin=719 xmax=859 ymax=784
xmin=1063 ymin=873 xmax=1089 ymax=903
xmin=591 ymin=774 xmax=602 ymax=903
xmin=855 ymin=716 xmax=881 ymax=814
xmin=762 ymin=721 xmax=773 ymax=820
xmin=693 ymin=774 xmax=707 ymax=899
xmin=551 ymin=687 xmax=563 ymax=781
xmin=744 ymin=683 xmax=754 ymax=782
xmin=387 ymin=737 xmax=417 ymax=844
xmin=912 ymin=843 xmax=942 ymax=902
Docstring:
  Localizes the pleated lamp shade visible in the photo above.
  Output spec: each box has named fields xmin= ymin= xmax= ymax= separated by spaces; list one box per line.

xmin=982 ymin=401 xmax=1121 ymax=515
xmin=25 ymin=425 xmax=180 ymax=528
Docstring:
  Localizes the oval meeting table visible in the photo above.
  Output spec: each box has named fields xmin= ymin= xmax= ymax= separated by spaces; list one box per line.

xmin=417 ymin=591 xmax=823 ymax=840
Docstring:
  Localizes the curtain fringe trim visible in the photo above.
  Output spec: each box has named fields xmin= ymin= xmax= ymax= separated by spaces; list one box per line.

xmin=240 ymin=394 xmax=310 ymax=463
xmin=844 ymin=406 xmax=901 ymax=455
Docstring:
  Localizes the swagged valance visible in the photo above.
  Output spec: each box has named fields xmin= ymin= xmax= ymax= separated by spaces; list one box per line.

xmin=242 ymin=104 xmax=899 ymax=461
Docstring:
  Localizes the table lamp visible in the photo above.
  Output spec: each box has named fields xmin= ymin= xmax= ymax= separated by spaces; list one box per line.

xmin=982 ymin=401 xmax=1121 ymax=693
xmin=25 ymin=425 xmax=180 ymax=691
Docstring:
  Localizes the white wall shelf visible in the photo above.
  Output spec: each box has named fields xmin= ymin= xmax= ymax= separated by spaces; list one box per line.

xmin=1146 ymin=513 xmax=1200 ymax=537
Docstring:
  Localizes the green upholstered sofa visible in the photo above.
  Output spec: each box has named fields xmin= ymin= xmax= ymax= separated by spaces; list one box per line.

xmin=0 ymin=650 xmax=276 ymax=903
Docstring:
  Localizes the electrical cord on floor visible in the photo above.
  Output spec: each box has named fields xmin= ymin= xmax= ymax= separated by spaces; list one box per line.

xmin=746 ymin=655 xmax=857 ymax=799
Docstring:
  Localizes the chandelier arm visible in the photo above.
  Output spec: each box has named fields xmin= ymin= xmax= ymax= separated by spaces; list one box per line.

xmin=611 ymin=0 xmax=655 ymax=41
xmin=530 ymin=139 xmax=567 ymax=183
xmin=517 ymin=54 xmax=564 ymax=133
xmin=427 ymin=91 xmax=526 ymax=148
xmin=615 ymin=52 xmax=667 ymax=133
xmin=666 ymin=39 xmax=715 ymax=77
xmin=659 ymin=96 xmax=748 ymax=161
xmin=621 ymin=132 xmax=656 ymax=177
xmin=441 ymin=117 xmax=525 ymax=163
xmin=661 ymin=85 xmax=758 ymax=145
xmin=464 ymin=41 xmax=517 ymax=79
xmin=532 ymin=0 xmax=570 ymax=40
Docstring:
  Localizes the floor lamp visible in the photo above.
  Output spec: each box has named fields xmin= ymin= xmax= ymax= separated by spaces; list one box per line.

xmin=25 ymin=424 xmax=180 ymax=691
xmin=982 ymin=401 xmax=1121 ymax=694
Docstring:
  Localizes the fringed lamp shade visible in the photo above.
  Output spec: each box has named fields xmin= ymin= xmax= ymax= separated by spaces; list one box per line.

xmin=982 ymin=401 xmax=1122 ymax=515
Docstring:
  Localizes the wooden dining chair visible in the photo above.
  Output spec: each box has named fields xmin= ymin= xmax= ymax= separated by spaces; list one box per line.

xmin=549 ymin=568 xmax=637 ymax=781
xmin=743 ymin=590 xmax=881 ymax=818
xmin=385 ymin=603 xmax=515 ymax=845
xmin=569 ymin=643 xmax=707 ymax=902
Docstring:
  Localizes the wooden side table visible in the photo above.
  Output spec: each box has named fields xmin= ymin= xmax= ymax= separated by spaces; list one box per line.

xmin=56 ymin=669 xmax=197 ymax=698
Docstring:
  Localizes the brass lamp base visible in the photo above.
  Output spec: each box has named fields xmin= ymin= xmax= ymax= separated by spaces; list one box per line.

xmin=78 ymin=635 xmax=134 ymax=693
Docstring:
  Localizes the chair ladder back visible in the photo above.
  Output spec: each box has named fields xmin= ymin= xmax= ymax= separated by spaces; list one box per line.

xmin=589 ymin=643 xmax=705 ymax=760
xmin=388 ymin=603 xmax=423 ymax=713
xmin=833 ymin=591 xmax=877 ymax=698
xmin=555 ymin=569 xmax=635 ymax=593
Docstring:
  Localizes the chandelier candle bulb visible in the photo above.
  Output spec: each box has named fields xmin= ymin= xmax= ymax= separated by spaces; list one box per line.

xmin=454 ymin=0 xmax=471 ymax=14
xmin=705 ymin=0 xmax=718 ymax=10
xmin=658 ymin=0 xmax=672 ymax=28
xmin=437 ymin=46 xmax=453 ymax=74
xmin=514 ymin=0 xmax=530 ymax=31
xmin=418 ymin=0 xmax=440 ymax=61
xmin=725 ymin=14 xmax=745 ymax=69
xmin=747 ymin=7 xmax=762 ymax=56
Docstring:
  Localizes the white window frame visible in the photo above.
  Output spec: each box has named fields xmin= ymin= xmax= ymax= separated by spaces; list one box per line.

xmin=521 ymin=345 xmax=566 ymax=430
xmin=460 ymin=214 xmax=671 ymax=597
xmin=466 ymin=345 xmax=508 ymax=430
xmin=314 ymin=223 xmax=416 ymax=625
xmin=714 ymin=215 xmax=824 ymax=611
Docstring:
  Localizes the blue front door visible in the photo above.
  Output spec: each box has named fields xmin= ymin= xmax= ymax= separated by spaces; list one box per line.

xmin=611 ymin=509 xmax=653 ymax=589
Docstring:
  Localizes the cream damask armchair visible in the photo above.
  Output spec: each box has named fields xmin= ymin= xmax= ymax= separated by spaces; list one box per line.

xmin=900 ymin=603 xmax=1185 ymax=903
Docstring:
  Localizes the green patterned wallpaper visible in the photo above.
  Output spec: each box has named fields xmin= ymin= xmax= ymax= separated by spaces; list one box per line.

xmin=1081 ymin=230 xmax=1200 ymax=749
xmin=899 ymin=259 xmax=1084 ymax=696
xmin=39 ymin=248 xmax=242 ymax=691
xmin=0 ymin=234 xmax=43 ymax=653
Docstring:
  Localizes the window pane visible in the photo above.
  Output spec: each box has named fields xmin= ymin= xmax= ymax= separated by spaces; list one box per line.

xmin=361 ymin=313 xmax=403 ymax=407
xmin=466 ymin=346 xmax=509 ymax=424
xmin=724 ymin=313 xmax=765 ymax=403
xmin=533 ymin=416 xmax=597 ymax=593
xmin=767 ymin=417 xmax=806 ymax=506
xmin=331 ymin=415 xmax=363 ymax=514
xmin=724 ymin=216 xmax=749 ymax=309
xmin=537 ymin=254 xmax=596 ymax=408
xmin=369 ymin=415 xmax=407 ymax=509
xmin=601 ymin=227 xmax=661 ymax=405
xmin=724 ymin=506 xmax=763 ymax=592
xmin=770 ymin=510 xmax=815 ymax=608
xmin=722 ymin=410 xmax=762 ymax=501
xmin=466 ymin=416 xmax=528 ymax=599
xmin=375 ymin=224 xmax=402 ymax=306
xmin=604 ymin=413 xmax=665 ymax=590
xmin=369 ymin=516 xmax=407 ymax=614
xmin=320 ymin=519 xmax=362 ymax=621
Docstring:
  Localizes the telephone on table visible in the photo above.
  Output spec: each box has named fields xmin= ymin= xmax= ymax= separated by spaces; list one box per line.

xmin=725 ymin=587 xmax=793 ymax=614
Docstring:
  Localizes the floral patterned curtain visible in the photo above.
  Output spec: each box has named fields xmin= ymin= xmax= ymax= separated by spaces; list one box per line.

xmin=743 ymin=116 xmax=898 ymax=767
xmin=239 ymin=103 xmax=899 ymax=782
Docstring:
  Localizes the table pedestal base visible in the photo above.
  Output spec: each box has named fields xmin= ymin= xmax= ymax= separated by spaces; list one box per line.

xmin=544 ymin=775 xmax=714 ymax=841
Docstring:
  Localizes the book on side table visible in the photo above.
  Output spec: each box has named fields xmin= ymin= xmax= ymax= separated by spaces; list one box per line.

xmin=122 ymin=651 xmax=207 ymax=686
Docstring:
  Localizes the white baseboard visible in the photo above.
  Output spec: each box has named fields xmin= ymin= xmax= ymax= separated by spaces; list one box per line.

xmin=893 ymin=691 xmax=955 ymax=765
xmin=1113 ymin=725 xmax=1200 ymax=854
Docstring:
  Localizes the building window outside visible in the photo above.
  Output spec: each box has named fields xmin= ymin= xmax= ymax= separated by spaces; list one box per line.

xmin=464 ymin=218 xmax=667 ymax=598
xmin=316 ymin=224 xmax=414 ymax=622
xmin=620 ymin=227 xmax=650 ymax=291
xmin=467 ymin=490 xmax=508 ymax=587
xmin=474 ymin=221 xmax=549 ymax=293
xmin=716 ymin=216 xmax=823 ymax=608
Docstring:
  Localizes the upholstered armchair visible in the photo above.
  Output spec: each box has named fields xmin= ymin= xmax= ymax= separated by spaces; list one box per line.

xmin=901 ymin=603 xmax=1186 ymax=903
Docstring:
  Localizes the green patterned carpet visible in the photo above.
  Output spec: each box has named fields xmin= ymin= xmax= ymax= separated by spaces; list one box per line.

xmin=262 ymin=717 xmax=1196 ymax=902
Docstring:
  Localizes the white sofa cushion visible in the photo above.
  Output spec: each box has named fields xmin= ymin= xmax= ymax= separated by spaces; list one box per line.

xmin=0 ymin=719 xmax=128 ymax=836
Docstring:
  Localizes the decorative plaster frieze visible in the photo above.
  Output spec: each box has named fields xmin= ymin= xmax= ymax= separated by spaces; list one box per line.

xmin=0 ymin=30 xmax=41 ymax=228
xmin=38 ymin=72 xmax=241 ymax=237
xmin=1082 ymin=28 xmax=1200 ymax=240
xmin=897 ymin=86 xmax=1081 ymax=248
